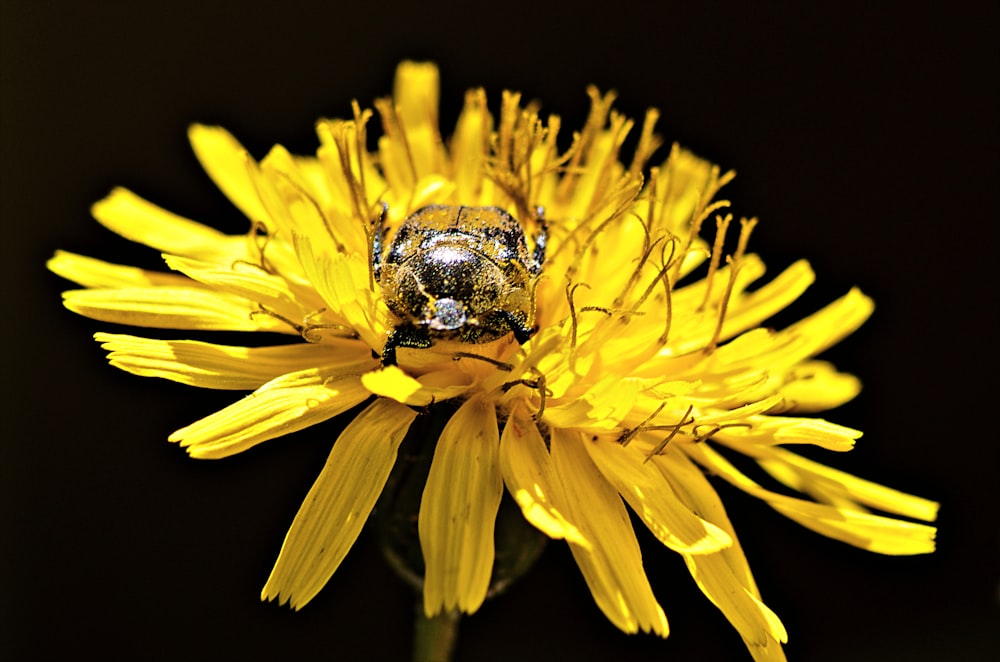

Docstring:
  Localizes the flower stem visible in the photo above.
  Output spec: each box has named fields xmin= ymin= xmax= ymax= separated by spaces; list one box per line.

xmin=413 ymin=607 xmax=460 ymax=662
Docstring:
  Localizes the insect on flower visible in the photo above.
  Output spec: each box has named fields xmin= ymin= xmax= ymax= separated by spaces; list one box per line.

xmin=374 ymin=204 xmax=547 ymax=366
xmin=47 ymin=60 xmax=940 ymax=661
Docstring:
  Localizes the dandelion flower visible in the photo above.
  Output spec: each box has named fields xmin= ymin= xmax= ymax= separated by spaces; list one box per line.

xmin=49 ymin=61 xmax=938 ymax=660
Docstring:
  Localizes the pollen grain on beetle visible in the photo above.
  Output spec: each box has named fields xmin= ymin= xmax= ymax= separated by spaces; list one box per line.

xmin=49 ymin=60 xmax=938 ymax=660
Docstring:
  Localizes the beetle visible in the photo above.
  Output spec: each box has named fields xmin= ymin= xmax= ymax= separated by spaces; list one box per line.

xmin=374 ymin=204 xmax=547 ymax=366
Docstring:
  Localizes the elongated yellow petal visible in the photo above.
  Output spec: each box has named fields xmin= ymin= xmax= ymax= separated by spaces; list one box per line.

xmin=95 ymin=332 xmax=372 ymax=390
xmin=543 ymin=375 xmax=640 ymax=431
xmin=451 ymin=87 xmax=490 ymax=202
xmin=420 ymin=393 xmax=503 ymax=615
xmin=361 ymin=366 xmax=472 ymax=406
xmin=549 ymin=428 xmax=669 ymax=636
xmin=585 ymin=437 xmax=732 ymax=554
xmin=391 ymin=61 xmax=445 ymax=181
xmin=780 ymin=287 xmax=874 ymax=359
xmin=261 ymin=398 xmax=417 ymax=609
xmin=48 ymin=251 xmax=192 ymax=289
xmin=91 ymin=187 xmax=245 ymax=261
xmin=498 ymin=403 xmax=588 ymax=546
xmin=188 ymin=124 xmax=270 ymax=225
xmin=716 ymin=415 xmax=862 ymax=453
xmin=61 ymin=287 xmax=290 ymax=332
xmin=654 ymin=449 xmax=759 ymax=598
xmin=759 ymin=447 xmax=939 ymax=522
xmin=168 ymin=371 xmax=371 ymax=459
xmin=657 ymin=439 xmax=789 ymax=659
xmin=683 ymin=551 xmax=786 ymax=646
xmin=687 ymin=444 xmax=937 ymax=554
xmin=162 ymin=253 xmax=320 ymax=324
xmin=777 ymin=360 xmax=862 ymax=412
xmin=292 ymin=236 xmax=385 ymax=351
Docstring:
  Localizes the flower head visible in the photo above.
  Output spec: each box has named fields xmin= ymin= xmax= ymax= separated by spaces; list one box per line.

xmin=49 ymin=61 xmax=937 ymax=660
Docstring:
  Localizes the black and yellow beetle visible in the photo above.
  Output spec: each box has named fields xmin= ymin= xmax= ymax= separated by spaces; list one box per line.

xmin=374 ymin=205 xmax=547 ymax=366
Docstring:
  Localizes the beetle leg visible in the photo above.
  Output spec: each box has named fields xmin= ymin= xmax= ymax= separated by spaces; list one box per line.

xmin=531 ymin=205 xmax=547 ymax=274
xmin=496 ymin=310 xmax=537 ymax=345
xmin=380 ymin=323 xmax=433 ymax=366
xmin=372 ymin=201 xmax=389 ymax=281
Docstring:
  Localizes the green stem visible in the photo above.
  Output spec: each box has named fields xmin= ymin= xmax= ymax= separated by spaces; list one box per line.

xmin=413 ymin=607 xmax=460 ymax=662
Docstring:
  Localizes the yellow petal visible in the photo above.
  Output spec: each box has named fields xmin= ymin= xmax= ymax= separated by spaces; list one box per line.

xmin=682 ymin=551 xmax=786 ymax=647
xmin=778 ymin=360 xmax=862 ymax=412
xmin=188 ymin=124 xmax=270 ymax=225
xmin=498 ymin=403 xmax=588 ymax=546
xmin=162 ymin=253 xmax=318 ymax=325
xmin=392 ymin=61 xmax=445 ymax=180
xmin=543 ymin=375 xmax=640 ymax=431
xmin=781 ymin=287 xmax=874 ymax=359
xmin=361 ymin=365 xmax=472 ymax=407
xmin=585 ymin=437 xmax=733 ymax=554
xmin=723 ymin=260 xmax=815 ymax=336
xmin=760 ymin=447 xmax=939 ymax=522
xmin=91 ymin=187 xmax=244 ymax=261
xmin=451 ymin=87 xmax=490 ymax=201
xmin=549 ymin=428 xmax=669 ymax=636
xmin=419 ymin=393 xmax=503 ymax=615
xmin=716 ymin=415 xmax=862 ymax=453
xmin=61 ymin=287 xmax=290 ymax=332
xmin=654 ymin=448 xmax=757 ymax=595
xmin=95 ymin=332 xmax=372 ymax=390
xmin=292 ymin=236 xmax=385 ymax=351
xmin=294 ymin=235 xmax=389 ymax=349
xmin=168 ymin=371 xmax=371 ymax=459
xmin=687 ymin=444 xmax=937 ymax=554
xmin=261 ymin=398 xmax=417 ymax=609
xmin=654 ymin=448 xmax=788 ymax=656
xmin=48 ymin=251 xmax=192 ymax=289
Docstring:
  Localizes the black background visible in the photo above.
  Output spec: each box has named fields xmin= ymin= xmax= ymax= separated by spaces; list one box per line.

xmin=3 ymin=1 xmax=997 ymax=660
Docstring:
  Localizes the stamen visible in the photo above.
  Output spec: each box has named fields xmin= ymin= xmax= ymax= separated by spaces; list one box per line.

xmin=250 ymin=305 xmax=355 ymax=343
xmin=231 ymin=222 xmax=273 ymax=273
xmin=556 ymin=176 xmax=644 ymax=270
xmin=556 ymin=86 xmax=617 ymax=204
xmin=578 ymin=305 xmax=615 ymax=316
xmin=659 ymin=239 xmax=676 ymax=344
xmin=735 ymin=217 xmax=758 ymax=262
xmin=670 ymin=198 xmax=729 ymax=284
xmin=614 ymin=230 xmax=661 ymax=308
xmin=704 ymin=218 xmax=756 ymax=354
xmin=565 ymin=281 xmax=591 ymax=349
xmin=351 ymin=101 xmax=373 ymax=211
xmin=704 ymin=256 xmax=740 ymax=355
xmin=618 ymin=402 xmax=666 ymax=446
xmin=631 ymin=236 xmax=679 ymax=314
xmin=643 ymin=404 xmax=696 ymax=462
xmin=584 ymin=112 xmax=633 ymax=219
xmin=300 ymin=322 xmax=358 ymax=343
xmin=692 ymin=421 xmax=753 ymax=443
xmin=452 ymin=352 xmax=514 ymax=371
xmin=699 ymin=213 xmax=734 ymax=311
xmin=238 ymin=220 xmax=273 ymax=273
xmin=645 ymin=166 xmax=660 ymax=246
xmin=627 ymin=108 xmax=663 ymax=181
xmin=374 ymin=97 xmax=418 ymax=188
xmin=501 ymin=373 xmax=550 ymax=420
xmin=331 ymin=121 xmax=370 ymax=226
xmin=276 ymin=171 xmax=347 ymax=255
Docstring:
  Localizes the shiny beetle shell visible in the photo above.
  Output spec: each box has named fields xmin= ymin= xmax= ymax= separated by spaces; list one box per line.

xmin=374 ymin=205 xmax=546 ymax=366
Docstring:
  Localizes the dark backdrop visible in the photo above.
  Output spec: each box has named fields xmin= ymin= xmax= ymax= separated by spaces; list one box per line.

xmin=3 ymin=1 xmax=997 ymax=660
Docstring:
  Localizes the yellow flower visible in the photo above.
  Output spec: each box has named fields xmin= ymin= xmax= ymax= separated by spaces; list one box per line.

xmin=49 ymin=61 xmax=937 ymax=660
